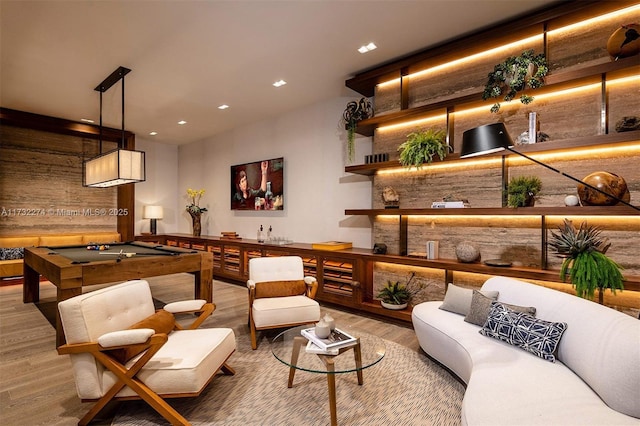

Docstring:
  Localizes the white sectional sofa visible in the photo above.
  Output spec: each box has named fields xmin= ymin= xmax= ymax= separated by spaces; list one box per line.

xmin=412 ymin=276 xmax=640 ymax=425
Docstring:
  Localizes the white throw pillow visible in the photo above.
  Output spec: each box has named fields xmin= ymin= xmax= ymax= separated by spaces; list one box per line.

xmin=439 ymin=283 xmax=499 ymax=316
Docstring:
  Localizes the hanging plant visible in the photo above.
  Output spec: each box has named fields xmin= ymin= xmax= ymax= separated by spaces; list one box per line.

xmin=482 ymin=49 xmax=548 ymax=113
xmin=342 ymin=98 xmax=373 ymax=162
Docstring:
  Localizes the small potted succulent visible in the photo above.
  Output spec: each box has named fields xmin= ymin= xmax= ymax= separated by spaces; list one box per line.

xmin=506 ymin=175 xmax=542 ymax=207
xmin=377 ymin=272 xmax=424 ymax=310
xmin=398 ymin=129 xmax=450 ymax=169
xmin=548 ymin=219 xmax=624 ymax=304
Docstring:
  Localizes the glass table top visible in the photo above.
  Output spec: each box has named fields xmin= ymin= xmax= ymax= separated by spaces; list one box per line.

xmin=271 ymin=325 xmax=386 ymax=374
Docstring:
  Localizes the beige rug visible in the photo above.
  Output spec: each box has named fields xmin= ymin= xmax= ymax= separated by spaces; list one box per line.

xmin=112 ymin=325 xmax=465 ymax=426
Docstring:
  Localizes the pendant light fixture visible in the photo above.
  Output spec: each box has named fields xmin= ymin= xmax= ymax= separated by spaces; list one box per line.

xmin=84 ymin=66 xmax=145 ymax=187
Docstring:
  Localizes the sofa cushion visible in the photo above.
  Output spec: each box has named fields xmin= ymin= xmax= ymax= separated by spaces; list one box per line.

xmin=0 ymin=247 xmax=24 ymax=261
xmin=39 ymin=235 xmax=84 ymax=246
xmin=0 ymin=236 xmax=40 ymax=248
xmin=439 ymin=283 xmax=499 ymax=316
xmin=480 ymin=302 xmax=567 ymax=362
xmin=464 ymin=290 xmax=536 ymax=326
xmin=252 ymin=295 xmax=320 ymax=328
xmin=254 ymin=280 xmax=307 ymax=298
xmin=108 ymin=310 xmax=176 ymax=363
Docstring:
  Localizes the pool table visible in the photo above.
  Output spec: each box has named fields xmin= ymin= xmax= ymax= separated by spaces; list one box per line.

xmin=23 ymin=242 xmax=214 ymax=347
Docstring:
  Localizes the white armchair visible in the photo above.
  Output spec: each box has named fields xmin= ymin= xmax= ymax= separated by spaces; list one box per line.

xmin=57 ymin=279 xmax=236 ymax=426
xmin=247 ymin=256 xmax=321 ymax=349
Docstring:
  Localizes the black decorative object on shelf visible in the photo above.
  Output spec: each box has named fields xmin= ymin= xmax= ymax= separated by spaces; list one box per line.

xmin=364 ymin=153 xmax=389 ymax=164
xmin=373 ymin=243 xmax=387 ymax=254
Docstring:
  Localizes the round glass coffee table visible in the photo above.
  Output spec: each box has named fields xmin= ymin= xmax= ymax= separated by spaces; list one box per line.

xmin=271 ymin=325 xmax=386 ymax=426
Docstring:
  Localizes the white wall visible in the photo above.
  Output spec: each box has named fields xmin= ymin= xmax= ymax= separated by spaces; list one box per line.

xmin=175 ymin=96 xmax=374 ymax=248
xmin=134 ymin=138 xmax=179 ymax=236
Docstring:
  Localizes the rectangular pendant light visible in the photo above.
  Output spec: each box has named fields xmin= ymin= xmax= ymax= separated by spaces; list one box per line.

xmin=84 ymin=148 xmax=145 ymax=187
xmin=84 ymin=66 xmax=146 ymax=188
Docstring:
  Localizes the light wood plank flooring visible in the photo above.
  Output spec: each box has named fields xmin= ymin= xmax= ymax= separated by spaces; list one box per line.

xmin=0 ymin=274 xmax=419 ymax=425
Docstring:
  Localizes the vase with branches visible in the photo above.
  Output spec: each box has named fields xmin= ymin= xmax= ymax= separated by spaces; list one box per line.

xmin=186 ymin=188 xmax=207 ymax=237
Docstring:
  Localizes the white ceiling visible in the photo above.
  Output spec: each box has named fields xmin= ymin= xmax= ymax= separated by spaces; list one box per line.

xmin=1 ymin=0 xmax=557 ymax=145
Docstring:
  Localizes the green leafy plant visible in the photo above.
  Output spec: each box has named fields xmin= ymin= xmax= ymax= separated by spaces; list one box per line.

xmin=377 ymin=272 xmax=424 ymax=305
xmin=483 ymin=49 xmax=548 ymax=113
xmin=342 ymin=98 xmax=373 ymax=162
xmin=398 ymin=129 xmax=449 ymax=169
xmin=506 ymin=175 xmax=542 ymax=207
xmin=548 ymin=219 xmax=624 ymax=303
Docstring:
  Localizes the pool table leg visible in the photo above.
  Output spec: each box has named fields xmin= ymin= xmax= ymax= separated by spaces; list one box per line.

xmin=23 ymin=262 xmax=40 ymax=303
xmin=55 ymin=286 xmax=82 ymax=347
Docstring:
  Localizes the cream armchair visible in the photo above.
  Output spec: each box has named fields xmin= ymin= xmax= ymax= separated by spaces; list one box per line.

xmin=247 ymin=256 xmax=321 ymax=349
xmin=57 ymin=279 xmax=236 ymax=426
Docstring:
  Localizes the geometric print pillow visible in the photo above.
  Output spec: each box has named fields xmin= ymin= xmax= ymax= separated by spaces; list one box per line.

xmin=479 ymin=301 xmax=568 ymax=362
xmin=0 ymin=247 xmax=24 ymax=261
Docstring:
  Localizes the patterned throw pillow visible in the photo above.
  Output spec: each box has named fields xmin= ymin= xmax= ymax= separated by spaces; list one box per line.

xmin=0 ymin=247 xmax=24 ymax=261
xmin=480 ymin=302 xmax=567 ymax=362
xmin=464 ymin=290 xmax=537 ymax=326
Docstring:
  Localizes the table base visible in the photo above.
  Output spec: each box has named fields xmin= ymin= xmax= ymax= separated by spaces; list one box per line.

xmin=287 ymin=336 xmax=362 ymax=426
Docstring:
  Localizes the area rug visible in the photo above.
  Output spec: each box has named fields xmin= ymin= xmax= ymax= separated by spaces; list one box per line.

xmin=112 ymin=327 xmax=465 ymax=426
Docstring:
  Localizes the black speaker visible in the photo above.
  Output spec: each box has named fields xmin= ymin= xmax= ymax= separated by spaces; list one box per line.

xmin=373 ymin=243 xmax=387 ymax=254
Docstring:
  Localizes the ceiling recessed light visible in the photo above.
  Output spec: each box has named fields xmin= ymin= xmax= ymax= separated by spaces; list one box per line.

xmin=273 ymin=80 xmax=287 ymax=88
xmin=80 ymin=118 xmax=94 ymax=123
xmin=358 ymin=42 xmax=377 ymax=53
xmin=149 ymin=131 xmax=158 ymax=136
xmin=178 ymin=120 xmax=187 ymax=125
xmin=218 ymin=104 xmax=230 ymax=110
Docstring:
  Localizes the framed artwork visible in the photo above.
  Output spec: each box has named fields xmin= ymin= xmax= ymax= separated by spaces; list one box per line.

xmin=230 ymin=157 xmax=284 ymax=210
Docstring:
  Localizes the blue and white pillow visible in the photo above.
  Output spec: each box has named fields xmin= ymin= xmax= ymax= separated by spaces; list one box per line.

xmin=0 ymin=247 xmax=24 ymax=261
xmin=480 ymin=301 xmax=567 ymax=362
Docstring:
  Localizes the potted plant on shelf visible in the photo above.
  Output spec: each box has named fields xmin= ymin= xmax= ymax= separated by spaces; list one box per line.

xmin=398 ymin=128 xmax=450 ymax=169
xmin=483 ymin=49 xmax=548 ymax=113
xmin=342 ymin=97 xmax=373 ymax=163
xmin=548 ymin=219 xmax=624 ymax=304
xmin=506 ymin=175 xmax=542 ymax=207
xmin=377 ymin=272 xmax=424 ymax=310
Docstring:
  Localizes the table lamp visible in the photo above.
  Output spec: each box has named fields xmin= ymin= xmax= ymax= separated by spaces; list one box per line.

xmin=460 ymin=123 xmax=639 ymax=211
xmin=143 ymin=205 xmax=164 ymax=235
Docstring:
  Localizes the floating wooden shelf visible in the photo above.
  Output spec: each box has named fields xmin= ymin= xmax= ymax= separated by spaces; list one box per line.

xmin=345 ymin=132 xmax=640 ymax=175
xmin=345 ymin=206 xmax=640 ymax=216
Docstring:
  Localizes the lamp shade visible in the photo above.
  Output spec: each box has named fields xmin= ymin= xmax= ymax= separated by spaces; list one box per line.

xmin=143 ymin=205 xmax=164 ymax=219
xmin=84 ymin=148 xmax=145 ymax=187
xmin=460 ymin=123 xmax=514 ymax=158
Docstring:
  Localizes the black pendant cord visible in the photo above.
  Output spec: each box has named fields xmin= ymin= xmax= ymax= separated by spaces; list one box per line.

xmin=99 ymin=90 xmax=103 ymax=154
xmin=505 ymin=147 xmax=639 ymax=212
xmin=121 ymin=72 xmax=125 ymax=149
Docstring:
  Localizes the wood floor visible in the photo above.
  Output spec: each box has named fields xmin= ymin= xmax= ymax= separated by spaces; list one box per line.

xmin=0 ymin=274 xmax=420 ymax=425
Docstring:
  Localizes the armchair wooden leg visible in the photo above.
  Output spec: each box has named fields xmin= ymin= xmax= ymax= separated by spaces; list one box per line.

xmin=221 ymin=362 xmax=236 ymax=375
xmin=250 ymin=320 xmax=258 ymax=350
